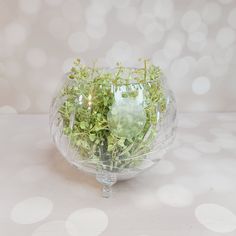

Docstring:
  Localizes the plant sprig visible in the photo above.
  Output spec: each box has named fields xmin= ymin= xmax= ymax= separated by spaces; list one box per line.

xmin=57 ymin=59 xmax=166 ymax=171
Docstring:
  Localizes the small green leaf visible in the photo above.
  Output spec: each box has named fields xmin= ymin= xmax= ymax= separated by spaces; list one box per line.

xmin=89 ymin=134 xmax=96 ymax=141
xmin=80 ymin=121 xmax=88 ymax=129
xmin=118 ymin=138 xmax=126 ymax=147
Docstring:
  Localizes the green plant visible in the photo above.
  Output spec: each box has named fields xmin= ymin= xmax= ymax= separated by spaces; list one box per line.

xmin=58 ymin=59 xmax=166 ymax=171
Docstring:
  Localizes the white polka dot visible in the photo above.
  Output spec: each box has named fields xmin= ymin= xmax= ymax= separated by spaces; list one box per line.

xmin=195 ymin=204 xmax=236 ymax=233
xmin=32 ymin=221 xmax=70 ymax=236
xmin=163 ymin=38 xmax=183 ymax=59
xmin=214 ymin=137 xmax=236 ymax=149
xmin=163 ymin=17 xmax=175 ymax=30
xmin=192 ymin=76 xmax=210 ymax=95
xmin=112 ymin=0 xmax=130 ymax=9
xmin=48 ymin=17 xmax=70 ymax=40
xmin=213 ymin=46 xmax=234 ymax=65
xmin=11 ymin=197 xmax=53 ymax=224
xmin=216 ymin=158 xmax=236 ymax=176
xmin=155 ymin=160 xmax=175 ymax=175
xmin=18 ymin=165 xmax=49 ymax=182
xmin=189 ymin=31 xmax=207 ymax=43
xmin=117 ymin=6 xmax=137 ymax=25
xmin=0 ymin=106 xmax=17 ymax=114
xmin=19 ymin=0 xmax=41 ymax=14
xmin=86 ymin=23 xmax=107 ymax=39
xmin=133 ymin=193 xmax=160 ymax=210
xmin=154 ymin=0 xmax=174 ymax=19
xmin=144 ymin=22 xmax=165 ymax=44
xmin=201 ymin=2 xmax=222 ymax=25
xmin=220 ymin=122 xmax=236 ymax=131
xmin=85 ymin=14 xmax=105 ymax=28
xmin=4 ymin=22 xmax=28 ymax=45
xmin=188 ymin=101 xmax=209 ymax=112
xmin=4 ymin=60 xmax=22 ymax=77
xmin=228 ymin=8 xmax=236 ymax=29
xmin=173 ymin=147 xmax=201 ymax=161
xmin=85 ymin=2 xmax=110 ymax=26
xmin=156 ymin=184 xmax=193 ymax=207
xmin=187 ymin=37 xmax=207 ymax=52
xmin=194 ymin=141 xmax=221 ymax=154
xmin=44 ymin=0 xmax=64 ymax=7
xmin=216 ymin=27 xmax=236 ymax=48
xmin=196 ymin=56 xmax=213 ymax=73
xmin=66 ymin=208 xmax=108 ymax=236
xmin=174 ymin=176 xmax=203 ymax=195
xmin=210 ymin=62 xmax=228 ymax=77
xmin=15 ymin=93 xmax=31 ymax=111
xmin=181 ymin=11 xmax=202 ymax=32
xmin=170 ymin=58 xmax=189 ymax=79
xmin=217 ymin=114 xmax=236 ymax=122
xmin=26 ymin=48 xmax=47 ymax=68
xmin=152 ymin=50 xmax=171 ymax=70
xmin=182 ymin=56 xmax=197 ymax=71
xmin=68 ymin=32 xmax=89 ymax=53
xmin=61 ymin=0 xmax=82 ymax=22
xmin=218 ymin=0 xmax=233 ymax=4
xmin=210 ymin=128 xmax=234 ymax=138
xmin=178 ymin=116 xmax=199 ymax=128
xmin=136 ymin=13 xmax=155 ymax=33
xmin=105 ymin=41 xmax=133 ymax=66
xmin=198 ymin=173 xmax=235 ymax=193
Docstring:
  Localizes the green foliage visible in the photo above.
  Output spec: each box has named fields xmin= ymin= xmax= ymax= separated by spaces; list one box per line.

xmin=58 ymin=59 xmax=167 ymax=171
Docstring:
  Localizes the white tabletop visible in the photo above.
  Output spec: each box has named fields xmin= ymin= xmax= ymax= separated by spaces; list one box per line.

xmin=1 ymin=113 xmax=236 ymax=236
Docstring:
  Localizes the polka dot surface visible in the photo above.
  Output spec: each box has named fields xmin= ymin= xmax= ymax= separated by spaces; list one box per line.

xmin=170 ymin=58 xmax=189 ymax=79
xmin=44 ymin=0 xmax=64 ymax=7
xmin=19 ymin=0 xmax=41 ymax=14
xmin=156 ymin=184 xmax=193 ymax=207
xmin=228 ymin=8 xmax=236 ymax=29
xmin=154 ymin=0 xmax=174 ymax=19
xmin=216 ymin=27 xmax=236 ymax=48
xmin=117 ymin=6 xmax=137 ymax=25
xmin=173 ymin=147 xmax=201 ymax=161
xmin=155 ymin=160 xmax=175 ymax=175
xmin=18 ymin=165 xmax=49 ymax=182
xmin=195 ymin=204 xmax=236 ymax=233
xmin=0 ymin=106 xmax=17 ymax=114
xmin=4 ymin=22 xmax=28 ymax=45
xmin=194 ymin=141 xmax=221 ymax=154
xmin=192 ymin=76 xmax=210 ymax=95
xmin=32 ymin=221 xmax=70 ymax=236
xmin=26 ymin=48 xmax=47 ymax=68
xmin=68 ymin=32 xmax=89 ymax=53
xmin=0 ymin=0 xmax=235 ymax=114
xmin=105 ymin=41 xmax=133 ymax=66
xmin=181 ymin=11 xmax=202 ymax=32
xmin=144 ymin=22 xmax=165 ymax=44
xmin=66 ymin=208 xmax=108 ymax=236
xmin=201 ymin=2 xmax=222 ymax=25
xmin=11 ymin=197 xmax=53 ymax=224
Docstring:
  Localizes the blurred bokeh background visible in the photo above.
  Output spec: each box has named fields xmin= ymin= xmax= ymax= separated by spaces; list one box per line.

xmin=0 ymin=0 xmax=236 ymax=113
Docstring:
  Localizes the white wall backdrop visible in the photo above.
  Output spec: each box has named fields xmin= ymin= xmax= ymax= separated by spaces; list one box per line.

xmin=0 ymin=0 xmax=236 ymax=113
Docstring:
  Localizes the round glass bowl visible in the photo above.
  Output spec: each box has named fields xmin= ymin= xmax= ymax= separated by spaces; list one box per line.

xmin=50 ymin=62 xmax=177 ymax=197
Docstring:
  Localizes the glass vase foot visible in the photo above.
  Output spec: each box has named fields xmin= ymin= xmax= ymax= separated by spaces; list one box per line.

xmin=102 ymin=184 xmax=112 ymax=198
xmin=96 ymin=169 xmax=117 ymax=198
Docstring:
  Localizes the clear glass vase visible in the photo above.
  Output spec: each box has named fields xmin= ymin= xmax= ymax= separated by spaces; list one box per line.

xmin=49 ymin=64 xmax=177 ymax=198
